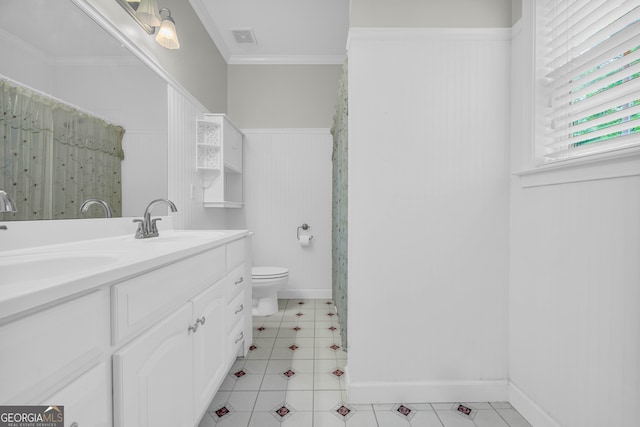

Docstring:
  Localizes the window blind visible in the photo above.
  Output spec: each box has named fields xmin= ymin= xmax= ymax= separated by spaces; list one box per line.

xmin=537 ymin=0 xmax=640 ymax=163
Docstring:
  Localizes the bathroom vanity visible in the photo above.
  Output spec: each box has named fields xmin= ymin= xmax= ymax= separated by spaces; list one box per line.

xmin=0 ymin=229 xmax=251 ymax=427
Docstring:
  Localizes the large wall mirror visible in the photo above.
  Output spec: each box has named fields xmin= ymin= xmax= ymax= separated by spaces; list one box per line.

xmin=0 ymin=0 xmax=169 ymax=221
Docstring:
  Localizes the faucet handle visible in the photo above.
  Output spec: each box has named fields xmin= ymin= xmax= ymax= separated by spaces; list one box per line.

xmin=151 ymin=218 xmax=162 ymax=234
xmin=133 ymin=219 xmax=145 ymax=239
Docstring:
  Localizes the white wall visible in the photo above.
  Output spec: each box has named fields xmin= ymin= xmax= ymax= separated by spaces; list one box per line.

xmin=239 ymin=130 xmax=333 ymax=298
xmin=347 ymin=28 xmax=511 ymax=403
xmin=508 ymin=5 xmax=640 ymax=427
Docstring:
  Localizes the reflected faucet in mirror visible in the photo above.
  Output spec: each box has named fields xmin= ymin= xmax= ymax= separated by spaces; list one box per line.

xmin=0 ymin=189 xmax=17 ymax=230
xmin=80 ymin=199 xmax=113 ymax=218
xmin=133 ymin=199 xmax=178 ymax=239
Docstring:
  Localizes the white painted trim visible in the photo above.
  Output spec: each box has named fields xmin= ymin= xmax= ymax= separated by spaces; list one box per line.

xmin=228 ymin=54 xmax=346 ymax=65
xmin=512 ymin=19 xmax=523 ymax=38
xmin=277 ymin=289 xmax=332 ymax=300
xmin=509 ymin=382 xmax=562 ymax=427
xmin=514 ymin=149 xmax=640 ymax=187
xmin=242 ymin=128 xmax=331 ymax=134
xmin=345 ymin=372 xmax=509 ymax=405
xmin=71 ymin=0 xmax=209 ymax=115
xmin=347 ymin=27 xmax=512 ymax=48
xmin=188 ymin=0 xmax=231 ymax=63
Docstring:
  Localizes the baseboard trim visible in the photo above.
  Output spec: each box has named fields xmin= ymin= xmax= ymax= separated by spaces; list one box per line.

xmin=344 ymin=366 xmax=508 ymax=404
xmin=277 ymin=289 xmax=332 ymax=300
xmin=509 ymin=382 xmax=562 ymax=427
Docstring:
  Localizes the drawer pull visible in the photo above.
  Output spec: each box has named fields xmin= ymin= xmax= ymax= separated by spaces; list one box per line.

xmin=235 ymin=277 xmax=244 ymax=286
xmin=234 ymin=331 xmax=244 ymax=344
xmin=235 ymin=304 xmax=244 ymax=314
xmin=188 ymin=323 xmax=199 ymax=333
xmin=197 ymin=316 xmax=206 ymax=326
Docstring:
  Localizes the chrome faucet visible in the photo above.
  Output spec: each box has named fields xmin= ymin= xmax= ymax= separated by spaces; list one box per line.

xmin=0 ymin=189 xmax=16 ymax=231
xmin=80 ymin=198 xmax=113 ymax=218
xmin=134 ymin=198 xmax=178 ymax=239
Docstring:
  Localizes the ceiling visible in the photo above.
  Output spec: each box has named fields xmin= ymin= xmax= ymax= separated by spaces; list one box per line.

xmin=189 ymin=0 xmax=350 ymax=64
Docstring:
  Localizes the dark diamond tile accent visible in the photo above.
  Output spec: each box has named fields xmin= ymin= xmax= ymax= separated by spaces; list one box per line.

xmin=249 ymin=344 xmax=257 ymax=351
xmin=332 ymin=369 xmax=345 ymax=377
xmin=331 ymin=402 xmax=355 ymax=421
xmin=293 ymin=326 xmax=302 ymax=331
xmin=455 ymin=403 xmax=476 ymax=419
xmin=298 ymin=301 xmax=305 ymax=305
xmin=270 ymin=403 xmax=295 ymax=421
xmin=327 ymin=312 xmax=335 ymax=317
xmin=288 ymin=344 xmax=299 ymax=351
xmin=233 ymin=370 xmax=247 ymax=378
xmin=296 ymin=312 xmax=304 ymax=317
xmin=282 ymin=369 xmax=296 ymax=378
xmin=275 ymin=406 xmax=290 ymax=417
xmin=257 ymin=326 xmax=266 ymax=331
xmin=326 ymin=301 xmax=333 ymax=305
xmin=397 ymin=405 xmax=412 ymax=417
xmin=336 ymin=406 xmax=351 ymax=417
xmin=329 ymin=326 xmax=337 ymax=331
xmin=215 ymin=406 xmax=230 ymax=418
xmin=392 ymin=404 xmax=416 ymax=421
xmin=330 ymin=344 xmax=340 ymax=351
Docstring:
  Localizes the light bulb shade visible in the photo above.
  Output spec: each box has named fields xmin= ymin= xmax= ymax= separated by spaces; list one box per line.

xmin=136 ymin=0 xmax=161 ymax=27
xmin=155 ymin=15 xmax=180 ymax=49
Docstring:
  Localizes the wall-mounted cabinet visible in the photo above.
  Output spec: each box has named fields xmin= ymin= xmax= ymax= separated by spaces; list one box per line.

xmin=196 ymin=114 xmax=244 ymax=208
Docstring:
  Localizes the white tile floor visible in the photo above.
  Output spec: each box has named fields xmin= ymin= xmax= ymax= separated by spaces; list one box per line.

xmin=198 ymin=299 xmax=532 ymax=427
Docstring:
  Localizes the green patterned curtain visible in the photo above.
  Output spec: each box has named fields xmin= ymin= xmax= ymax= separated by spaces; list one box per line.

xmin=331 ymin=61 xmax=348 ymax=350
xmin=0 ymin=79 xmax=125 ymax=220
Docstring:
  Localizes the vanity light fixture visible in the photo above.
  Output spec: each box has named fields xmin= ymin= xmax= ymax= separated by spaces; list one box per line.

xmin=154 ymin=8 xmax=180 ymax=50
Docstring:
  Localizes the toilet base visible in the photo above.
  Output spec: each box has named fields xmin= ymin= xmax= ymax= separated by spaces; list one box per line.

xmin=252 ymin=294 xmax=279 ymax=316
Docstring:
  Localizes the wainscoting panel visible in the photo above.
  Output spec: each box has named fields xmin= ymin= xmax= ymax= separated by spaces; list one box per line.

xmin=242 ymin=129 xmax=333 ymax=299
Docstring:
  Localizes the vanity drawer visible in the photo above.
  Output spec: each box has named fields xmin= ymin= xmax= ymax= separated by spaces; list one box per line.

xmin=0 ymin=290 xmax=108 ymax=403
xmin=226 ymin=238 xmax=245 ymax=271
xmin=112 ymin=247 xmax=225 ymax=345
xmin=227 ymin=291 xmax=245 ymax=331
xmin=227 ymin=321 xmax=245 ymax=359
xmin=226 ymin=264 xmax=246 ymax=300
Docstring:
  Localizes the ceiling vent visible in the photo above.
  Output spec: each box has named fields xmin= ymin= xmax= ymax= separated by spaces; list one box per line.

xmin=231 ymin=28 xmax=257 ymax=45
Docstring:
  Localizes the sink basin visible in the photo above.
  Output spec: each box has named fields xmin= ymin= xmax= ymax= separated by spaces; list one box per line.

xmin=0 ymin=252 xmax=121 ymax=285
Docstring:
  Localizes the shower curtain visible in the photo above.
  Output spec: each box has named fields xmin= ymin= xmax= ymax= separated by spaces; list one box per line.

xmin=331 ymin=61 xmax=348 ymax=350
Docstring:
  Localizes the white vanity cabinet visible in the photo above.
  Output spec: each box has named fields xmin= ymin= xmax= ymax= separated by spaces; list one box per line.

xmin=112 ymin=236 xmax=250 ymax=427
xmin=198 ymin=114 xmax=244 ymax=208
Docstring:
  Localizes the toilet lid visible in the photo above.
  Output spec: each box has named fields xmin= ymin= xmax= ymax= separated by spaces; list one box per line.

xmin=252 ymin=266 xmax=289 ymax=279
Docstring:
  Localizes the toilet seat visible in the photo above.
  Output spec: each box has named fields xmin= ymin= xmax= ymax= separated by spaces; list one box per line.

xmin=252 ymin=267 xmax=289 ymax=280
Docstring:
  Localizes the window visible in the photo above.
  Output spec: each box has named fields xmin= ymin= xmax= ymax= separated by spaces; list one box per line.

xmin=535 ymin=0 xmax=640 ymax=164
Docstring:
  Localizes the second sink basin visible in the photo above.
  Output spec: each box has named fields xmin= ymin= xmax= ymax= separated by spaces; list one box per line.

xmin=0 ymin=252 xmax=121 ymax=285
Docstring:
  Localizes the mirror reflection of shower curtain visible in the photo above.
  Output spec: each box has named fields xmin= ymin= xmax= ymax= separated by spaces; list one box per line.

xmin=0 ymin=79 xmax=125 ymax=220
xmin=331 ymin=61 xmax=348 ymax=350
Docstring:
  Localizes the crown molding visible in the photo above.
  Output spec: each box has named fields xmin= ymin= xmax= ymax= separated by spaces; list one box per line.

xmin=188 ymin=0 xmax=231 ymax=63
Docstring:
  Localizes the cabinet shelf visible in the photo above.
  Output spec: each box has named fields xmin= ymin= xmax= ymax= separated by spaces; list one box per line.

xmin=196 ymin=114 xmax=243 ymax=208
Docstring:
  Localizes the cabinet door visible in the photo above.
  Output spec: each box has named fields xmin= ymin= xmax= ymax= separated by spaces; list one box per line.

xmin=191 ymin=282 xmax=227 ymax=420
xmin=113 ymin=304 xmax=193 ymax=427
xmin=41 ymin=363 xmax=110 ymax=427
xmin=223 ymin=125 xmax=242 ymax=173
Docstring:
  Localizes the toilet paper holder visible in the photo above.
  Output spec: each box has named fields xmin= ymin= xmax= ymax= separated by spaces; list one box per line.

xmin=297 ymin=223 xmax=314 ymax=241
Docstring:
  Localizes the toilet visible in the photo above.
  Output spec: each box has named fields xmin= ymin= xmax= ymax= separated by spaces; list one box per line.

xmin=251 ymin=267 xmax=289 ymax=316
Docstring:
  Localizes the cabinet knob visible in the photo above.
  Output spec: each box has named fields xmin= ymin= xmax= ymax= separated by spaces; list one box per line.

xmin=188 ymin=323 xmax=199 ymax=333
xmin=234 ymin=331 xmax=244 ymax=344
xmin=197 ymin=316 xmax=206 ymax=326
xmin=235 ymin=277 xmax=244 ymax=285
xmin=235 ymin=304 xmax=244 ymax=314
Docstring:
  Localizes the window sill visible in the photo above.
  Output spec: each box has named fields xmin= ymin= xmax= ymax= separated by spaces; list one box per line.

xmin=513 ymin=147 xmax=640 ymax=188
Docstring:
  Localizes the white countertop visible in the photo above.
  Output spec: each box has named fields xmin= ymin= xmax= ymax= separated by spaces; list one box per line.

xmin=0 ymin=229 xmax=249 ymax=320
